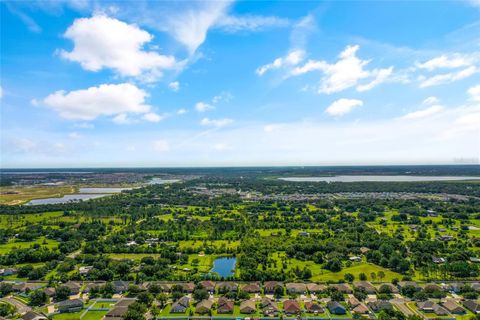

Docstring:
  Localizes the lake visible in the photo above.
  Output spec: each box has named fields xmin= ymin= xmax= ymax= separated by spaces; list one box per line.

xmin=279 ymin=175 xmax=480 ymax=182
xmin=26 ymin=194 xmax=109 ymax=205
xmin=149 ymin=178 xmax=181 ymax=184
xmin=79 ymin=187 xmax=131 ymax=193
xmin=210 ymin=257 xmax=236 ymax=278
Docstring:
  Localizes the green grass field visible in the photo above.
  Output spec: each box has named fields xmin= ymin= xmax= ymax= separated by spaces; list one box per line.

xmin=0 ymin=185 xmax=78 ymax=205
xmin=0 ymin=237 xmax=59 ymax=254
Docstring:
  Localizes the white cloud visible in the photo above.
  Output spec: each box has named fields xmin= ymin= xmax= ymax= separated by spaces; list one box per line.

xmin=43 ymin=83 xmax=151 ymax=120
xmin=165 ymin=1 xmax=231 ymax=54
xmin=142 ymin=112 xmax=164 ymax=122
xmin=468 ymin=84 xmax=480 ymax=101
xmin=325 ymin=98 xmax=363 ymax=116
xmin=168 ymin=81 xmax=180 ymax=92
xmin=74 ymin=122 xmax=94 ymax=129
xmin=356 ymin=67 xmax=394 ymax=92
xmin=112 ymin=113 xmax=131 ymax=124
xmin=0 ymin=86 xmax=3 ymax=99
xmin=215 ymin=15 xmax=289 ymax=32
xmin=416 ymin=54 xmax=476 ymax=70
xmin=152 ymin=139 xmax=170 ymax=152
xmin=212 ymin=91 xmax=233 ymax=103
xmin=289 ymin=45 xmax=393 ymax=93
xmin=200 ymin=117 xmax=233 ymax=128
xmin=423 ymin=96 xmax=440 ymax=105
xmin=256 ymin=49 xmax=305 ymax=76
xmin=195 ymin=102 xmax=214 ymax=112
xmin=419 ymin=66 xmax=477 ymax=87
xmin=401 ymin=105 xmax=444 ymax=120
xmin=177 ymin=108 xmax=187 ymax=115
xmin=60 ymin=14 xmax=178 ymax=81
xmin=68 ymin=132 xmax=81 ymax=139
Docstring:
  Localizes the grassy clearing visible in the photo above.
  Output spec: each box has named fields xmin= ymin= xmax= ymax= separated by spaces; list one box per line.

xmin=178 ymin=240 xmax=240 ymax=250
xmin=0 ymin=185 xmax=78 ymax=205
xmin=0 ymin=237 xmax=59 ymax=254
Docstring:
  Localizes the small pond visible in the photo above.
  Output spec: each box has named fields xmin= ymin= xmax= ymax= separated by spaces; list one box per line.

xmin=210 ymin=257 xmax=236 ymax=278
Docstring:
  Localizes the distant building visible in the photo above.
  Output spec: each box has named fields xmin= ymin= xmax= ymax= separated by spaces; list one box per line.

xmin=171 ymin=296 xmax=189 ymax=313
xmin=57 ymin=299 xmax=84 ymax=313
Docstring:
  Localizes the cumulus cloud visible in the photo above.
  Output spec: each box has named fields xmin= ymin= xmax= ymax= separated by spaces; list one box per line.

xmin=112 ymin=113 xmax=131 ymax=124
xmin=195 ymin=102 xmax=214 ymax=112
xmin=42 ymin=83 xmax=151 ymax=120
xmin=468 ymin=84 xmax=480 ymax=101
xmin=168 ymin=81 xmax=180 ymax=92
xmin=177 ymin=108 xmax=187 ymax=115
xmin=401 ymin=105 xmax=444 ymax=120
xmin=325 ymin=98 xmax=363 ymax=116
xmin=356 ymin=67 xmax=394 ymax=92
xmin=200 ymin=117 xmax=233 ymax=128
xmin=256 ymin=49 xmax=305 ymax=76
xmin=142 ymin=112 xmax=164 ymax=122
xmin=60 ymin=14 xmax=178 ymax=81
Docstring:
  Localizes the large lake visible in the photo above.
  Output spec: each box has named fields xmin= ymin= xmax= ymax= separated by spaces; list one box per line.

xmin=149 ymin=178 xmax=181 ymax=184
xmin=210 ymin=257 xmax=236 ymax=278
xmin=280 ymin=175 xmax=480 ymax=182
xmin=26 ymin=187 xmax=129 ymax=205
xmin=27 ymin=194 xmax=109 ymax=205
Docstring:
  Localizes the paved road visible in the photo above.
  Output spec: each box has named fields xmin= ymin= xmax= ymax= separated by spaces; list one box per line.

xmin=1 ymin=297 xmax=31 ymax=315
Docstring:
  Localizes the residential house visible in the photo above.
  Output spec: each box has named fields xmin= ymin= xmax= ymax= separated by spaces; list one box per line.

xmin=432 ymin=257 xmax=446 ymax=264
xmin=159 ymin=283 xmax=172 ymax=293
xmin=417 ymin=300 xmax=448 ymax=316
xmin=398 ymin=281 xmax=419 ymax=290
xmin=22 ymin=311 xmax=47 ymax=320
xmin=44 ymin=287 xmax=56 ymax=297
xmin=306 ymin=283 xmax=327 ymax=293
xmin=377 ymin=283 xmax=399 ymax=293
xmin=182 ymin=282 xmax=196 ymax=293
xmin=79 ymin=266 xmax=93 ymax=275
xmin=329 ymin=283 xmax=352 ymax=294
xmin=239 ymin=299 xmax=256 ymax=314
xmin=283 ymin=299 xmax=301 ymax=314
xmin=304 ymin=301 xmax=324 ymax=313
xmin=216 ymin=282 xmax=238 ymax=293
xmin=83 ymin=282 xmax=104 ymax=294
xmin=195 ymin=299 xmax=213 ymax=314
xmin=264 ymin=281 xmax=283 ymax=294
xmin=105 ymin=306 xmax=129 ymax=318
xmin=424 ymin=283 xmax=442 ymax=292
xmin=349 ymin=256 xmax=362 ymax=262
xmin=112 ymin=280 xmax=130 ymax=294
xmin=360 ymin=247 xmax=370 ymax=254
xmin=352 ymin=304 xmax=369 ymax=315
xmin=286 ymin=283 xmax=307 ymax=294
xmin=442 ymin=300 xmax=465 ymax=314
xmin=217 ymin=297 xmax=234 ymax=314
xmin=261 ymin=298 xmax=279 ymax=316
xmin=463 ymin=300 xmax=480 ymax=314
xmin=348 ymin=297 xmax=361 ymax=308
xmin=437 ymin=235 xmax=454 ymax=241
xmin=171 ymin=296 xmax=190 ymax=313
xmin=354 ymin=281 xmax=376 ymax=294
xmin=199 ymin=281 xmax=215 ymax=293
xmin=12 ymin=282 xmax=43 ymax=293
xmin=0 ymin=268 xmax=17 ymax=276
xmin=63 ymin=281 xmax=81 ymax=295
xmin=327 ymin=301 xmax=346 ymax=315
xmin=367 ymin=301 xmax=393 ymax=312
xmin=57 ymin=299 xmax=84 ymax=313
xmin=242 ymin=282 xmax=261 ymax=293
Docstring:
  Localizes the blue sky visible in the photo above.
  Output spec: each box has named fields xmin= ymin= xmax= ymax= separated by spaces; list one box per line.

xmin=1 ymin=0 xmax=479 ymax=167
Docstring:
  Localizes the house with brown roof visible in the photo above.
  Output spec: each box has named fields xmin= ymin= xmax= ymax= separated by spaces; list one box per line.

xmin=195 ymin=299 xmax=213 ymax=314
xmin=304 ymin=301 xmax=324 ymax=313
xmin=44 ymin=287 xmax=56 ymax=297
xmin=354 ymin=281 xmax=376 ymax=294
xmin=367 ymin=301 xmax=393 ymax=312
xmin=217 ymin=297 xmax=234 ymax=314
xmin=442 ymin=300 xmax=465 ymax=314
xmin=182 ymin=282 xmax=196 ymax=293
xmin=264 ymin=281 xmax=283 ymax=293
xmin=286 ymin=283 xmax=307 ymax=294
xmin=329 ymin=283 xmax=352 ymax=294
xmin=348 ymin=296 xmax=361 ymax=308
xmin=242 ymin=282 xmax=261 ymax=293
xmin=240 ymin=299 xmax=256 ymax=314
xmin=22 ymin=311 xmax=47 ymax=320
xmin=352 ymin=303 xmax=369 ymax=315
xmin=306 ymin=283 xmax=327 ymax=293
xmin=105 ymin=306 xmax=129 ymax=318
xmin=283 ymin=299 xmax=301 ymax=314
xmin=261 ymin=298 xmax=279 ymax=316
xmin=216 ymin=282 xmax=238 ymax=293
xmin=199 ymin=281 xmax=216 ymax=293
